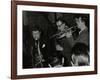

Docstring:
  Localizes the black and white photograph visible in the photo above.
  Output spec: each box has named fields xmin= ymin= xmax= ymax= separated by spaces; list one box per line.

xmin=11 ymin=1 xmax=97 ymax=79
xmin=22 ymin=11 xmax=90 ymax=69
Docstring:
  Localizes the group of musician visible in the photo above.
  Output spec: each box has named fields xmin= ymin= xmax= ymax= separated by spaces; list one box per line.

xmin=30 ymin=15 xmax=89 ymax=68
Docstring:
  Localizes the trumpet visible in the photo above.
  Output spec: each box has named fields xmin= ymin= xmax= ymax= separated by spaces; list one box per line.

xmin=50 ymin=27 xmax=75 ymax=39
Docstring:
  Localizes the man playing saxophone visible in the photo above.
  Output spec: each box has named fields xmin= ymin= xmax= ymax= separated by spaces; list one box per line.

xmin=31 ymin=25 xmax=51 ymax=68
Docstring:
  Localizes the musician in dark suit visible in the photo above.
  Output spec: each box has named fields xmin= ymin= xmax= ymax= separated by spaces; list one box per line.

xmin=55 ymin=18 xmax=73 ymax=66
xmin=30 ymin=25 xmax=51 ymax=68
xmin=73 ymin=15 xmax=89 ymax=46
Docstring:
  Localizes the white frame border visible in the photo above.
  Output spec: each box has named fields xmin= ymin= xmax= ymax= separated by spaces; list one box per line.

xmin=17 ymin=5 xmax=95 ymax=75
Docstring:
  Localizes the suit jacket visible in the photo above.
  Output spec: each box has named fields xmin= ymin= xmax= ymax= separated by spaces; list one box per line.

xmin=31 ymin=38 xmax=51 ymax=67
xmin=74 ymin=28 xmax=89 ymax=46
xmin=56 ymin=36 xmax=72 ymax=62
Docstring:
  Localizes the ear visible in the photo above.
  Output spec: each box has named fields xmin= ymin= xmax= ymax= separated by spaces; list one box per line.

xmin=71 ymin=54 xmax=76 ymax=62
xmin=71 ymin=54 xmax=76 ymax=66
xmin=71 ymin=54 xmax=78 ymax=66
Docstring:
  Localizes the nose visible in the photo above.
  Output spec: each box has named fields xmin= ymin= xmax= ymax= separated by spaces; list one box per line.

xmin=34 ymin=35 xmax=38 ymax=40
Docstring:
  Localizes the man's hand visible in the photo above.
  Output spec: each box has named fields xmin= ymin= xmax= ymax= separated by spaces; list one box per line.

xmin=56 ymin=44 xmax=63 ymax=51
xmin=65 ymin=30 xmax=72 ymax=38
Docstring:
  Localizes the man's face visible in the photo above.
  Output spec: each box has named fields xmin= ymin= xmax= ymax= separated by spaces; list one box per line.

xmin=75 ymin=17 xmax=84 ymax=29
xmin=32 ymin=31 xmax=41 ymax=40
xmin=56 ymin=20 xmax=66 ymax=32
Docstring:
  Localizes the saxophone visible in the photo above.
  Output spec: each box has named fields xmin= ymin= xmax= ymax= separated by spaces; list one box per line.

xmin=34 ymin=41 xmax=45 ymax=67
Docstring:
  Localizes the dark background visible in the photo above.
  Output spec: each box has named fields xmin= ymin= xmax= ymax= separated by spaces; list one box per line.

xmin=22 ymin=11 xmax=89 ymax=68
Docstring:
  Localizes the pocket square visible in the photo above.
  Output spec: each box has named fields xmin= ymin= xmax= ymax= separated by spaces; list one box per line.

xmin=42 ymin=44 xmax=45 ymax=48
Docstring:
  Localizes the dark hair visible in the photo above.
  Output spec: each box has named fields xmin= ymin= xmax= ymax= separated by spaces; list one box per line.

xmin=56 ymin=17 xmax=70 ymax=27
xmin=31 ymin=24 xmax=41 ymax=32
xmin=74 ymin=14 xmax=89 ymax=28
xmin=71 ymin=42 xmax=89 ymax=56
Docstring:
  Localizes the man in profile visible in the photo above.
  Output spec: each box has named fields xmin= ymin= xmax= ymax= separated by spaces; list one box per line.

xmin=73 ymin=15 xmax=89 ymax=46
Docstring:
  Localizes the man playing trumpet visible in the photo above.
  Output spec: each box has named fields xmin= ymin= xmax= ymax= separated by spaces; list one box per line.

xmin=55 ymin=18 xmax=74 ymax=66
